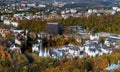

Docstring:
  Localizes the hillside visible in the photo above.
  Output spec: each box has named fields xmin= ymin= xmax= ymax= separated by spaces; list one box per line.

xmin=0 ymin=45 xmax=120 ymax=71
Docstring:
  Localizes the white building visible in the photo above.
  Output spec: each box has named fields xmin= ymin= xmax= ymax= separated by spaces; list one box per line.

xmin=3 ymin=20 xmax=11 ymax=25
xmin=11 ymin=21 xmax=19 ymax=27
xmin=70 ymin=9 xmax=77 ymax=14
xmin=90 ymin=34 xmax=99 ymax=40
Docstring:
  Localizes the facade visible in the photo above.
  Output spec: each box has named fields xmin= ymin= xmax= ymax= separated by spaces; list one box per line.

xmin=46 ymin=22 xmax=63 ymax=35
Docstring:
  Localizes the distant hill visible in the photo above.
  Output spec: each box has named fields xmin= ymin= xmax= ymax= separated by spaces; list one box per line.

xmin=1 ymin=0 xmax=120 ymax=4
xmin=3 ymin=0 xmax=119 ymax=3
xmin=34 ymin=0 xmax=120 ymax=3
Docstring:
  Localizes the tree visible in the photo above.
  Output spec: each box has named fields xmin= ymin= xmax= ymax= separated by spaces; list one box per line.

xmin=83 ymin=61 xmax=93 ymax=71
xmin=99 ymin=37 xmax=105 ymax=44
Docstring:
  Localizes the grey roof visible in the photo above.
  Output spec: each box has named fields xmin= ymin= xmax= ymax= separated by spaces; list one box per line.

xmin=106 ymin=64 xmax=120 ymax=71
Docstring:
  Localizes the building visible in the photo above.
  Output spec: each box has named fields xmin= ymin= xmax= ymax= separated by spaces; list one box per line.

xmin=46 ymin=22 xmax=63 ymax=35
xmin=105 ymin=61 xmax=120 ymax=71
xmin=3 ymin=20 xmax=11 ymax=25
